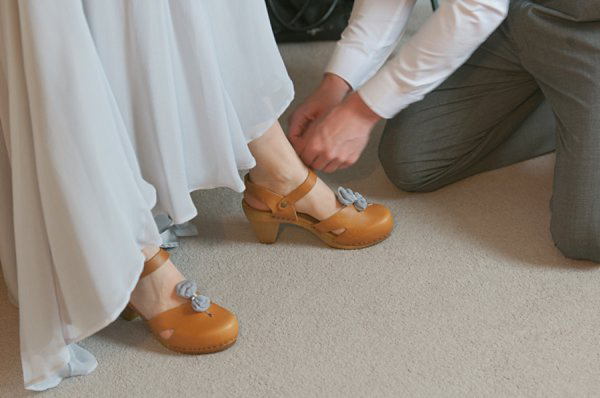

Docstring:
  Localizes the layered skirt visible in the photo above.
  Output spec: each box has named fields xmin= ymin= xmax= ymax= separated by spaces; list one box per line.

xmin=0 ymin=0 xmax=293 ymax=390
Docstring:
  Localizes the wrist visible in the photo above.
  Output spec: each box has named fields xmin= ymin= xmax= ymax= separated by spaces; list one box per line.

xmin=343 ymin=92 xmax=381 ymax=125
xmin=320 ymin=73 xmax=352 ymax=99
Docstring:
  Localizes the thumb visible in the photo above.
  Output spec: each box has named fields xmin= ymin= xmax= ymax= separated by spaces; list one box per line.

xmin=290 ymin=129 xmax=307 ymax=155
xmin=288 ymin=109 xmax=310 ymax=143
xmin=290 ymin=121 xmax=312 ymax=156
xmin=293 ymin=117 xmax=324 ymax=157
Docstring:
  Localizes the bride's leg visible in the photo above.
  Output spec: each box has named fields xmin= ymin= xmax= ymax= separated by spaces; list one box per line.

xmin=128 ymin=247 xmax=189 ymax=340
xmin=245 ymin=121 xmax=342 ymax=221
xmin=130 ymin=247 xmax=188 ymax=319
xmin=128 ymin=246 xmax=238 ymax=346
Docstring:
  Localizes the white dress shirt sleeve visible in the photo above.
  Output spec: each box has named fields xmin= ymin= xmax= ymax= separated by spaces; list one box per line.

xmin=326 ymin=0 xmax=510 ymax=118
xmin=325 ymin=0 xmax=418 ymax=89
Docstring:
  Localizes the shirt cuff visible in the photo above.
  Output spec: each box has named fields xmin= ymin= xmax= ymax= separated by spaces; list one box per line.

xmin=325 ymin=44 xmax=378 ymax=90
xmin=358 ymin=69 xmax=419 ymax=119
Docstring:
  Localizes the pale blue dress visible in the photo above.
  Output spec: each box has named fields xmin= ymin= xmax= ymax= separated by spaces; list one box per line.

xmin=0 ymin=0 xmax=293 ymax=390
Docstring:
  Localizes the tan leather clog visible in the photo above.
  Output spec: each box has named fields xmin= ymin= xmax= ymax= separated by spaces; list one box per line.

xmin=122 ymin=249 xmax=238 ymax=354
xmin=242 ymin=170 xmax=393 ymax=249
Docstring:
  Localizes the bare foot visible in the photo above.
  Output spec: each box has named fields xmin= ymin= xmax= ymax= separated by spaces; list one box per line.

xmin=244 ymin=168 xmax=343 ymax=222
xmin=129 ymin=247 xmax=191 ymax=339
xmin=244 ymin=121 xmax=344 ymax=228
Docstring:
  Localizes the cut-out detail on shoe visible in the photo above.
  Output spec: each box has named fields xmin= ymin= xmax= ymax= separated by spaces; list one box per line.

xmin=159 ymin=329 xmax=175 ymax=340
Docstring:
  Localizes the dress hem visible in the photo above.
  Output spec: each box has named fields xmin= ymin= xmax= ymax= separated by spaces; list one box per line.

xmin=169 ymin=96 xmax=292 ymax=226
xmin=25 ymin=253 xmax=146 ymax=390
xmin=25 ymin=88 xmax=293 ymax=391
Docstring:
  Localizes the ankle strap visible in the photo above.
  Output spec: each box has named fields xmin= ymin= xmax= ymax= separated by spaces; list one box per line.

xmin=140 ymin=249 xmax=170 ymax=279
xmin=245 ymin=170 xmax=317 ymax=221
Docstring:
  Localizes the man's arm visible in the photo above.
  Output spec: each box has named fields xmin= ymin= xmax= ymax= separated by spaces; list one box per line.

xmin=291 ymin=0 xmax=510 ymax=172
xmin=359 ymin=0 xmax=510 ymax=118
xmin=325 ymin=0 xmax=418 ymax=90
xmin=288 ymin=0 xmax=416 ymax=143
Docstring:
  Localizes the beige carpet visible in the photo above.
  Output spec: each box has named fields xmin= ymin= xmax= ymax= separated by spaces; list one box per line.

xmin=2 ymin=3 xmax=600 ymax=397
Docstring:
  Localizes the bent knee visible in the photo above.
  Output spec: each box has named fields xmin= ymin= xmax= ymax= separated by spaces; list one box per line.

xmin=378 ymin=140 xmax=452 ymax=193
xmin=551 ymin=215 xmax=600 ymax=263
xmin=378 ymin=153 xmax=437 ymax=192
xmin=378 ymin=125 xmax=432 ymax=192
xmin=378 ymin=113 xmax=457 ymax=193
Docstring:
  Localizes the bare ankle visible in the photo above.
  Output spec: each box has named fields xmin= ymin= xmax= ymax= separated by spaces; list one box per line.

xmin=142 ymin=246 xmax=160 ymax=261
xmin=130 ymin=259 xmax=188 ymax=320
xmin=243 ymin=191 xmax=270 ymax=211
xmin=248 ymin=167 xmax=308 ymax=196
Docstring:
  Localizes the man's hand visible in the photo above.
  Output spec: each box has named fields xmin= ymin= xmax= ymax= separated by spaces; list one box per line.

xmin=293 ymin=92 xmax=381 ymax=173
xmin=288 ymin=73 xmax=351 ymax=149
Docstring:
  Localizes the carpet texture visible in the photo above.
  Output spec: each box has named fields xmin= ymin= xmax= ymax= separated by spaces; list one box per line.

xmin=1 ymin=2 xmax=599 ymax=397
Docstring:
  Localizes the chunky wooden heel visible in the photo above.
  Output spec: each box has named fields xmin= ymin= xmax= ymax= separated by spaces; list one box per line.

xmin=242 ymin=201 xmax=280 ymax=243
xmin=121 ymin=305 xmax=140 ymax=321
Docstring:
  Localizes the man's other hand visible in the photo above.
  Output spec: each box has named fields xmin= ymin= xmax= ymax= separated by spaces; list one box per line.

xmin=293 ymin=92 xmax=381 ymax=173
xmin=288 ymin=73 xmax=351 ymax=151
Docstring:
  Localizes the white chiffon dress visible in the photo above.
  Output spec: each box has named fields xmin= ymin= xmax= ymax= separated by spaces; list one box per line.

xmin=0 ymin=0 xmax=293 ymax=391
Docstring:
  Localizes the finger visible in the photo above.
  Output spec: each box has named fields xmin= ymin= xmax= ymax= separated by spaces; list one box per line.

xmin=339 ymin=157 xmax=358 ymax=170
xmin=347 ymin=153 xmax=361 ymax=166
xmin=290 ymin=133 xmax=304 ymax=154
xmin=311 ymin=155 xmax=333 ymax=171
xmin=296 ymin=121 xmax=322 ymax=164
xmin=299 ymin=144 xmax=320 ymax=168
xmin=289 ymin=122 xmax=311 ymax=155
xmin=338 ymin=161 xmax=353 ymax=170
xmin=288 ymin=111 xmax=309 ymax=141
xmin=322 ymin=159 xmax=343 ymax=173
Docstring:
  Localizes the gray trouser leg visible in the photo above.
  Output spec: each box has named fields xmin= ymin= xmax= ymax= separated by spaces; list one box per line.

xmin=379 ymin=24 xmax=555 ymax=193
xmin=379 ymin=0 xmax=600 ymax=262
xmin=513 ymin=1 xmax=600 ymax=261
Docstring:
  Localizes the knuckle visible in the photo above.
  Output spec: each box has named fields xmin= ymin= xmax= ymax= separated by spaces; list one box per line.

xmin=309 ymin=144 xmax=322 ymax=153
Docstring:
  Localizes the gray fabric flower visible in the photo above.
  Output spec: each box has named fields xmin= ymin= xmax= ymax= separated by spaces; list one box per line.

xmin=336 ymin=187 xmax=368 ymax=212
xmin=175 ymin=280 xmax=211 ymax=312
